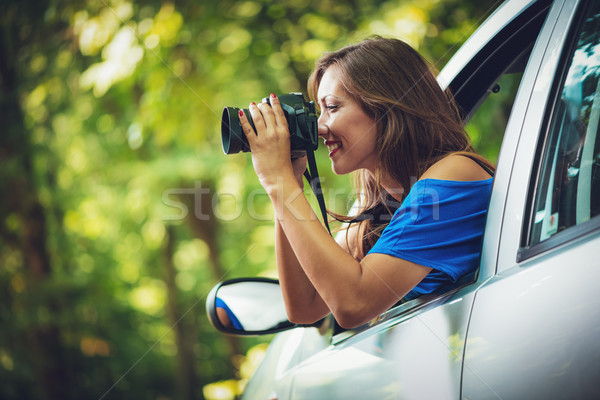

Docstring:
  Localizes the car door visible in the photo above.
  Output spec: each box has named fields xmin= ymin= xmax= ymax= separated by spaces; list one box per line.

xmin=240 ymin=1 xmax=557 ymax=399
xmin=463 ymin=0 xmax=600 ymax=398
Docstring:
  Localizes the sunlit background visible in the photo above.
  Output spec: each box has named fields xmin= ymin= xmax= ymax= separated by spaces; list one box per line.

xmin=1 ymin=0 xmax=505 ymax=399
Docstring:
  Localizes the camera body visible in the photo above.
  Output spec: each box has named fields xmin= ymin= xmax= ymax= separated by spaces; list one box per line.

xmin=221 ymin=93 xmax=318 ymax=155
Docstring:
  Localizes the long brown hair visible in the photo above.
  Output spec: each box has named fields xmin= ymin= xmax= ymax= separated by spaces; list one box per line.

xmin=307 ymin=36 xmax=494 ymax=259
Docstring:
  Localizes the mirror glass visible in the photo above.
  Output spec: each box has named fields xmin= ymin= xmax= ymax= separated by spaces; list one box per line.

xmin=212 ymin=280 xmax=292 ymax=334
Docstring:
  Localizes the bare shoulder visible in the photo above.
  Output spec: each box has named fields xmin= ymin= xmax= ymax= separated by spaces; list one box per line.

xmin=420 ymin=154 xmax=492 ymax=182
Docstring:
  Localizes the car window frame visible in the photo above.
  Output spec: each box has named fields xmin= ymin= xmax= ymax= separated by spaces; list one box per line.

xmin=519 ymin=0 xmax=600 ymax=262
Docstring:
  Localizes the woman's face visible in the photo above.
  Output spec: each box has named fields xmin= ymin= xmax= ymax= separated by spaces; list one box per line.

xmin=317 ymin=66 xmax=379 ymax=175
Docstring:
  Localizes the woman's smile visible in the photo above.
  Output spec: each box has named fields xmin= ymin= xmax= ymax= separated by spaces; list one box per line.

xmin=324 ymin=139 xmax=342 ymax=157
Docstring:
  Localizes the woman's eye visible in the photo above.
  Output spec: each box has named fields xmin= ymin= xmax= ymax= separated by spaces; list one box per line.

xmin=325 ymin=105 xmax=339 ymax=111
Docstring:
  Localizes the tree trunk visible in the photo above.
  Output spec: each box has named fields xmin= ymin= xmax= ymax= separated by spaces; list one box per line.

xmin=180 ymin=182 xmax=243 ymax=358
xmin=164 ymin=226 xmax=200 ymax=400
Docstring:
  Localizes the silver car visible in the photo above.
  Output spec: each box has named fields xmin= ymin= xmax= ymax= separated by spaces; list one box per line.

xmin=207 ymin=0 xmax=600 ymax=398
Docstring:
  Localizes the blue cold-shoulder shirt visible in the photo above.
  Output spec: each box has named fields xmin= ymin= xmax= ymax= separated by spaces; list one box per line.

xmin=367 ymin=178 xmax=493 ymax=300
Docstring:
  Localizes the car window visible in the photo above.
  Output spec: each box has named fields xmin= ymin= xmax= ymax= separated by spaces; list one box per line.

xmin=455 ymin=0 xmax=551 ymax=163
xmin=465 ymin=72 xmax=523 ymax=163
xmin=523 ymin=1 xmax=600 ymax=255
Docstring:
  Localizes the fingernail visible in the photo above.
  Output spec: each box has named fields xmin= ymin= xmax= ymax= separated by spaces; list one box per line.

xmin=250 ymin=102 xmax=256 ymax=106
xmin=238 ymin=109 xmax=244 ymax=117
xmin=270 ymin=93 xmax=276 ymax=98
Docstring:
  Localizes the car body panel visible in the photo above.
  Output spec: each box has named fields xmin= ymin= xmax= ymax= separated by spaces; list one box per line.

xmin=287 ymin=291 xmax=476 ymax=399
xmin=242 ymin=328 xmax=331 ymax=400
xmin=463 ymin=235 xmax=600 ymax=399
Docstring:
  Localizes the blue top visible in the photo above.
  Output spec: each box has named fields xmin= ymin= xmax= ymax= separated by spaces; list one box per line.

xmin=368 ymin=178 xmax=493 ymax=300
xmin=215 ymin=297 xmax=244 ymax=330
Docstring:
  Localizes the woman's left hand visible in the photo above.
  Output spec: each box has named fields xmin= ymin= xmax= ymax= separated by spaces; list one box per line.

xmin=239 ymin=94 xmax=295 ymax=189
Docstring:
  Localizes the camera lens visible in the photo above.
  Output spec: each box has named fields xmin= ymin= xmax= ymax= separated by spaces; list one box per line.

xmin=221 ymin=107 xmax=250 ymax=154
xmin=221 ymin=93 xmax=317 ymax=155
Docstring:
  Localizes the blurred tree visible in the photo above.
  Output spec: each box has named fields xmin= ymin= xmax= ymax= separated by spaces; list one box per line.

xmin=0 ymin=1 xmax=83 ymax=398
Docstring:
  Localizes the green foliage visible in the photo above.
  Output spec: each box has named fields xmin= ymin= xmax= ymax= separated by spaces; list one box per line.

xmin=0 ymin=0 xmax=503 ymax=399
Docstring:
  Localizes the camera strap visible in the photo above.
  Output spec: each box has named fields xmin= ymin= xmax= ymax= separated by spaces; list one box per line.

xmin=303 ymin=148 xmax=331 ymax=235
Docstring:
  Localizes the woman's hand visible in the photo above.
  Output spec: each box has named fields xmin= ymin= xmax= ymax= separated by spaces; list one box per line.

xmin=239 ymin=94 xmax=296 ymax=190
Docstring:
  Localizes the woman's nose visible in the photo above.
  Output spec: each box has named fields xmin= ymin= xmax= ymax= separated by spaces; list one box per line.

xmin=317 ymin=118 xmax=328 ymax=138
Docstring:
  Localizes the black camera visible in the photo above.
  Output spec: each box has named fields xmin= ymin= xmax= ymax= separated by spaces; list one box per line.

xmin=221 ymin=92 xmax=318 ymax=155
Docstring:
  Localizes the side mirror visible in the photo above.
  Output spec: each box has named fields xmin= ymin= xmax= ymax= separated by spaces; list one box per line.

xmin=206 ymin=278 xmax=321 ymax=335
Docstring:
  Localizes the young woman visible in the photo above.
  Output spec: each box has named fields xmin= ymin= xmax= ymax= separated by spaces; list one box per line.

xmin=238 ymin=37 xmax=494 ymax=329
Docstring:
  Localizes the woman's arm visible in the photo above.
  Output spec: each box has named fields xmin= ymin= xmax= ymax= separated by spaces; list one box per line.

xmin=275 ymin=163 xmax=361 ymax=324
xmin=268 ymin=170 xmax=431 ymax=328
xmin=275 ymin=218 xmax=330 ymax=324
xmin=275 ymin=155 xmax=329 ymax=324
xmin=240 ymin=97 xmax=431 ymax=328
